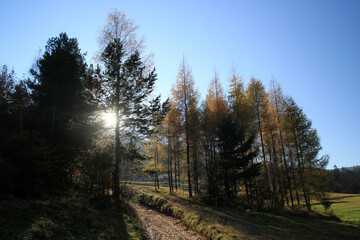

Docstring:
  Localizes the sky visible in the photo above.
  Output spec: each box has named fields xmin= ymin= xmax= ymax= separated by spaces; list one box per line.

xmin=1 ymin=0 xmax=359 ymax=168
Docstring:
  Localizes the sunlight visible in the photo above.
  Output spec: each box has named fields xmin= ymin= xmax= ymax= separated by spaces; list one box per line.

xmin=101 ymin=112 xmax=117 ymax=128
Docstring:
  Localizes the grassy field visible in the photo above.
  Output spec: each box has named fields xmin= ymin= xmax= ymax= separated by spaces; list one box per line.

xmin=312 ymin=192 xmax=360 ymax=226
xmin=136 ymin=186 xmax=360 ymax=240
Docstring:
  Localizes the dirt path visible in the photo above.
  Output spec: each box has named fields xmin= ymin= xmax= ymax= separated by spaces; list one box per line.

xmin=132 ymin=203 xmax=205 ymax=240
xmin=138 ymin=189 xmax=268 ymax=239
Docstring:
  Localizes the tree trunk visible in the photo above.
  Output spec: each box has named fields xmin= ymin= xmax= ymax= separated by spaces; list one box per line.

xmin=113 ymin=71 xmax=121 ymax=202
xmin=273 ymin=90 xmax=294 ymax=206
xmin=50 ymin=80 xmax=59 ymax=135
xmin=184 ymin=94 xmax=192 ymax=198
xmin=290 ymin=116 xmax=310 ymax=211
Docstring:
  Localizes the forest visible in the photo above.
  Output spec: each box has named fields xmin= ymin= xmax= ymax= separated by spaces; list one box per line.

xmin=2 ymin=9 xmax=356 ymax=240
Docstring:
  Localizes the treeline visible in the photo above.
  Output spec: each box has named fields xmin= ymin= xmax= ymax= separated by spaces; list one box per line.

xmin=0 ymin=34 xmax=92 ymax=198
xmin=0 ymin=10 xmax=167 ymax=202
xmin=1 ymin=9 xmax=329 ymax=212
xmin=144 ymin=60 xmax=329 ymax=210
xmin=329 ymin=166 xmax=360 ymax=194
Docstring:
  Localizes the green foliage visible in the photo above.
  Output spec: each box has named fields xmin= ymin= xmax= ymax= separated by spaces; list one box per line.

xmin=101 ymin=38 xmax=159 ymax=135
xmin=143 ymin=167 xmax=161 ymax=177
xmin=216 ymin=115 xmax=259 ymax=202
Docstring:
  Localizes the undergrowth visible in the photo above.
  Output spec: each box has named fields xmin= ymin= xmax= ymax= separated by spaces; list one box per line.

xmin=0 ymin=196 xmax=144 ymax=240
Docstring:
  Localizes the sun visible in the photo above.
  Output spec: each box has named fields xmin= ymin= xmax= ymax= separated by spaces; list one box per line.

xmin=101 ymin=112 xmax=117 ymax=128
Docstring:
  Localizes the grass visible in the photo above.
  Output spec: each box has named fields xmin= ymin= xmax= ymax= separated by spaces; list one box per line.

xmin=137 ymin=191 xmax=244 ymax=239
xmin=312 ymin=192 xmax=360 ymax=226
xmin=0 ymin=196 xmax=144 ymax=240
xmin=136 ymin=186 xmax=360 ymax=240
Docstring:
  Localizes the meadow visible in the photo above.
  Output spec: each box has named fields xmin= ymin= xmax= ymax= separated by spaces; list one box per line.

xmin=312 ymin=192 xmax=360 ymax=226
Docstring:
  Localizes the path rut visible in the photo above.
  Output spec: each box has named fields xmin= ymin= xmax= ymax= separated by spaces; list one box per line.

xmin=132 ymin=203 xmax=205 ymax=240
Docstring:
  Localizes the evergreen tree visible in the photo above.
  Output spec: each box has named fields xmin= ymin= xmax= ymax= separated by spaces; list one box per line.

xmin=217 ymin=115 xmax=259 ymax=202
xmin=100 ymin=38 xmax=160 ymax=200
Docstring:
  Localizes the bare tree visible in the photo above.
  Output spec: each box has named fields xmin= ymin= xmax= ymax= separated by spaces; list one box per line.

xmin=97 ymin=9 xmax=153 ymax=69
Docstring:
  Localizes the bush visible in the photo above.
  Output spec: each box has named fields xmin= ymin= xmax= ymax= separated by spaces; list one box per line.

xmin=22 ymin=218 xmax=59 ymax=240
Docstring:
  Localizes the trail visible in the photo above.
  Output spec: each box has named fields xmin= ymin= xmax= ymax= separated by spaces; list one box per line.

xmin=132 ymin=204 xmax=205 ymax=240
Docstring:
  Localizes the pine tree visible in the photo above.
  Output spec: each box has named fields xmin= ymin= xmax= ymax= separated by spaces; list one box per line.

xmin=101 ymin=39 xmax=159 ymax=201
xmin=217 ymin=115 xmax=259 ymax=202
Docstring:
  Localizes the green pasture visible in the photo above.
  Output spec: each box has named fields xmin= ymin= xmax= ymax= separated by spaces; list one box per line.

xmin=312 ymin=193 xmax=360 ymax=226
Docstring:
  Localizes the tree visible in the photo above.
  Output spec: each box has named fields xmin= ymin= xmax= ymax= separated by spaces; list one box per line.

xmin=201 ymin=69 xmax=228 ymax=204
xmin=143 ymin=134 xmax=164 ymax=190
xmin=228 ymin=71 xmax=261 ymax=205
xmin=247 ymin=78 xmax=273 ymax=206
xmin=100 ymin=38 xmax=160 ymax=201
xmin=30 ymin=33 xmax=87 ymax=137
xmin=217 ymin=115 xmax=259 ymax=202
xmin=283 ymin=97 xmax=328 ymax=210
xmin=171 ymin=57 xmax=200 ymax=197
xmin=269 ymin=81 xmax=295 ymax=206
xmin=228 ymin=68 xmax=252 ymax=127
xmin=25 ymin=33 xmax=89 ymax=194
xmin=0 ymin=65 xmax=15 ymax=137
xmin=97 ymin=9 xmax=152 ymax=68
xmin=161 ymin=104 xmax=183 ymax=192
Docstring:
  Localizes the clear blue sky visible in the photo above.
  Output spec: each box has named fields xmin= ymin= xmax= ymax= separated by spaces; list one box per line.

xmin=1 ymin=0 xmax=359 ymax=168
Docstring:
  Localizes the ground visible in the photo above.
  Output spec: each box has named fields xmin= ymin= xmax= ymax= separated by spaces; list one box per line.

xmin=132 ymin=203 xmax=204 ymax=240
xmin=1 ymin=190 xmax=359 ymax=239
xmin=135 ymin=186 xmax=360 ymax=240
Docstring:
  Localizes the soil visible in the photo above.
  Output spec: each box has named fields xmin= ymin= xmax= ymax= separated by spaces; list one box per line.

xmin=132 ymin=203 xmax=205 ymax=240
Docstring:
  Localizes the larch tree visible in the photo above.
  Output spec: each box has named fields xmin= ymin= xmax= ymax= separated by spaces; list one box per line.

xmin=161 ymin=102 xmax=183 ymax=192
xmin=228 ymin=68 xmax=252 ymax=127
xmin=269 ymin=80 xmax=295 ymax=206
xmin=143 ymin=132 xmax=164 ymax=189
xmin=228 ymin=70 xmax=259 ymax=204
xmin=283 ymin=96 xmax=328 ymax=211
xmin=97 ymin=9 xmax=153 ymax=69
xmin=247 ymin=77 xmax=272 ymax=206
xmin=202 ymin=69 xmax=228 ymax=204
xmin=171 ymin=57 xmax=200 ymax=197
